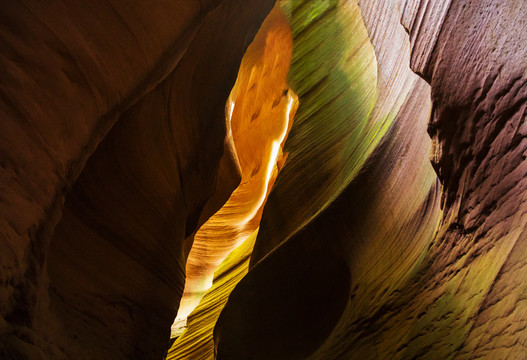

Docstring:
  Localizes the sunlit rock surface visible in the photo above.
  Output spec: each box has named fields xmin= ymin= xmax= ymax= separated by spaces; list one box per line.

xmin=168 ymin=6 xmax=296 ymax=357
xmin=175 ymin=5 xmax=296 ymax=336
xmin=0 ymin=0 xmax=274 ymax=359
xmin=214 ymin=2 xmax=441 ymax=359
xmin=168 ymin=230 xmax=258 ymax=360
xmin=250 ymin=0 xmax=380 ymax=263
xmin=1 ymin=0 xmax=526 ymax=359
xmin=215 ymin=0 xmax=526 ymax=359
xmin=219 ymin=2 xmax=525 ymax=360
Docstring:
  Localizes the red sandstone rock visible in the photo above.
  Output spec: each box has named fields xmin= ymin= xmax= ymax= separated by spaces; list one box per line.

xmin=1 ymin=0 xmax=526 ymax=359
xmin=215 ymin=0 xmax=527 ymax=359
xmin=0 ymin=1 xmax=274 ymax=358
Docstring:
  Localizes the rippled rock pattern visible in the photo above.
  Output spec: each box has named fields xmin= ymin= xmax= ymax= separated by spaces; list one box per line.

xmin=175 ymin=4 xmax=296 ymax=336
xmin=216 ymin=0 xmax=527 ymax=358
xmin=0 ymin=0 xmax=274 ymax=359
xmin=1 ymin=0 xmax=526 ymax=359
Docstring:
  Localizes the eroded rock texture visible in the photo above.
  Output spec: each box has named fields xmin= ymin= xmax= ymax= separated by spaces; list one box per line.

xmin=1 ymin=0 xmax=526 ymax=359
xmin=214 ymin=2 xmax=441 ymax=359
xmin=175 ymin=5 xmax=296 ymax=335
xmin=0 ymin=0 xmax=275 ymax=359
xmin=214 ymin=0 xmax=527 ymax=359
xmin=168 ymin=6 xmax=296 ymax=357
xmin=250 ymin=0 xmax=380 ymax=263
xmin=168 ymin=230 xmax=258 ymax=360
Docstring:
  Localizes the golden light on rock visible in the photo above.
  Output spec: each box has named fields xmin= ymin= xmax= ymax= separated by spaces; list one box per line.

xmin=173 ymin=4 xmax=297 ymax=336
xmin=1 ymin=0 xmax=525 ymax=358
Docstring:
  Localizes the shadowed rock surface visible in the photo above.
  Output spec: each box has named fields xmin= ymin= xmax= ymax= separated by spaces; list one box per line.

xmin=215 ymin=0 xmax=527 ymax=359
xmin=0 ymin=0 xmax=274 ymax=358
xmin=1 ymin=0 xmax=526 ymax=359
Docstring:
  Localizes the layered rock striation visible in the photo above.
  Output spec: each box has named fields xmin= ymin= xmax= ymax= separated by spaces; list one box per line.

xmin=1 ymin=0 xmax=526 ymax=359
xmin=215 ymin=0 xmax=527 ymax=359
xmin=0 ymin=0 xmax=275 ymax=359
xmin=175 ymin=5 xmax=296 ymax=337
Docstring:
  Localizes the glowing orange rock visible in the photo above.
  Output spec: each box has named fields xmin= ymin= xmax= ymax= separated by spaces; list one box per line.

xmin=175 ymin=4 xmax=297 ymax=333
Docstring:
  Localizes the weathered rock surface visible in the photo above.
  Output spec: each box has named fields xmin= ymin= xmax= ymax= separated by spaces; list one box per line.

xmin=214 ymin=1 xmax=439 ymax=358
xmin=175 ymin=5 xmax=296 ymax=335
xmin=214 ymin=0 xmax=527 ymax=359
xmin=2 ymin=0 xmax=526 ymax=359
xmin=250 ymin=0 xmax=380 ymax=264
xmin=168 ymin=230 xmax=258 ymax=360
xmin=381 ymin=0 xmax=527 ymax=358
xmin=0 ymin=0 xmax=274 ymax=359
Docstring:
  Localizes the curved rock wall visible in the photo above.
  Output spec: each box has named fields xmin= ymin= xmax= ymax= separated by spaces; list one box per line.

xmin=0 ymin=0 xmax=214 ymax=344
xmin=250 ymin=0 xmax=380 ymax=264
xmin=0 ymin=0 xmax=275 ymax=359
xmin=1 ymin=0 xmax=525 ymax=359
xmin=214 ymin=1 xmax=441 ymax=358
xmin=176 ymin=5 xmax=296 ymax=334
xmin=168 ymin=230 xmax=258 ymax=360
xmin=215 ymin=0 xmax=526 ymax=359
xmin=380 ymin=0 xmax=527 ymax=358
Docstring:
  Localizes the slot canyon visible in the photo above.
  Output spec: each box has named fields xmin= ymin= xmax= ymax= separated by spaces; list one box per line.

xmin=0 ymin=0 xmax=526 ymax=359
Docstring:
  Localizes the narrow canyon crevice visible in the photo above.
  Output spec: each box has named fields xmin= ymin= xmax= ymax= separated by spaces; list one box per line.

xmin=1 ymin=0 xmax=275 ymax=359
xmin=1 ymin=0 xmax=526 ymax=359
xmin=174 ymin=4 xmax=297 ymax=337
